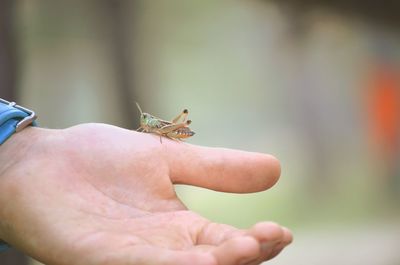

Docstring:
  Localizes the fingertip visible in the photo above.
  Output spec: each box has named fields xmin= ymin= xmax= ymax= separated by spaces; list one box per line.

xmin=248 ymin=222 xmax=284 ymax=243
xmin=259 ymin=154 xmax=281 ymax=191
xmin=266 ymin=227 xmax=293 ymax=260
xmin=270 ymin=155 xmax=281 ymax=179
xmin=282 ymin=226 xmax=293 ymax=245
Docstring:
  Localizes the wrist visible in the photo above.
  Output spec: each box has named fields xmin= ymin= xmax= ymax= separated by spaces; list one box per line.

xmin=0 ymin=126 xmax=41 ymax=177
xmin=0 ymin=99 xmax=42 ymax=249
xmin=0 ymin=98 xmax=39 ymax=180
xmin=0 ymin=126 xmax=43 ymax=241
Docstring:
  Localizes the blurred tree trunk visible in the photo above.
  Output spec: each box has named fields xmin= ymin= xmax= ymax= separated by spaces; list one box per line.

xmin=0 ymin=0 xmax=18 ymax=101
xmin=0 ymin=0 xmax=29 ymax=264
xmin=107 ymin=0 xmax=139 ymax=129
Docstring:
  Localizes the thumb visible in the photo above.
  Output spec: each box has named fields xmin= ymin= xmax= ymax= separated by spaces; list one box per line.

xmin=163 ymin=141 xmax=281 ymax=193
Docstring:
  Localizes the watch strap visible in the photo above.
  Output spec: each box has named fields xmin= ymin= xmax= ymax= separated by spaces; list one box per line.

xmin=0 ymin=240 xmax=10 ymax=251
xmin=0 ymin=98 xmax=37 ymax=251
xmin=0 ymin=98 xmax=37 ymax=145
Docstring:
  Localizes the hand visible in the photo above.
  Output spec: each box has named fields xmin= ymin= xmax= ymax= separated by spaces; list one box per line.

xmin=0 ymin=123 xmax=292 ymax=265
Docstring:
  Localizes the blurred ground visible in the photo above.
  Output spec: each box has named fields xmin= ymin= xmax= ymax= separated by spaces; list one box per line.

xmin=267 ymin=223 xmax=400 ymax=265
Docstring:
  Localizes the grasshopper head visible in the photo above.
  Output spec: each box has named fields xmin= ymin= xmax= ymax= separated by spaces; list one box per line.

xmin=136 ymin=102 xmax=157 ymax=128
xmin=140 ymin=112 xmax=152 ymax=126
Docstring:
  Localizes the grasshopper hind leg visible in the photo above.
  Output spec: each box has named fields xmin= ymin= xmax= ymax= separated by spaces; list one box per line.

xmin=172 ymin=109 xmax=189 ymax=123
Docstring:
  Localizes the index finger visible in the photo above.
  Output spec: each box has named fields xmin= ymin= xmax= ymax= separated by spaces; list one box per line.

xmin=163 ymin=140 xmax=281 ymax=193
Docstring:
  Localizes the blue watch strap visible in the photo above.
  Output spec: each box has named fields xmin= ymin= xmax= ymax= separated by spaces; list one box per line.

xmin=0 ymin=98 xmax=37 ymax=145
xmin=0 ymin=98 xmax=37 ymax=251
xmin=0 ymin=240 xmax=10 ymax=251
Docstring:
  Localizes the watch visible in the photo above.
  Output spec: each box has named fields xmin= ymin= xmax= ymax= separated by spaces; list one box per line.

xmin=0 ymin=240 xmax=9 ymax=251
xmin=0 ymin=98 xmax=37 ymax=145
xmin=0 ymin=98 xmax=37 ymax=251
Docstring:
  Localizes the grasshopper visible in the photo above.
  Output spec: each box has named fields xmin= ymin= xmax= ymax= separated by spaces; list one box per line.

xmin=135 ymin=102 xmax=195 ymax=142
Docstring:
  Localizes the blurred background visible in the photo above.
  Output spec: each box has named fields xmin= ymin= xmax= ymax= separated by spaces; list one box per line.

xmin=1 ymin=0 xmax=399 ymax=264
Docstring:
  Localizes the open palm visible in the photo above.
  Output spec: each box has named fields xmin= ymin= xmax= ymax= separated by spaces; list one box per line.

xmin=0 ymin=123 xmax=292 ymax=265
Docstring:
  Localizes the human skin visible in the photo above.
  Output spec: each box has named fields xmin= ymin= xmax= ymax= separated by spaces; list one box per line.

xmin=0 ymin=123 xmax=292 ymax=265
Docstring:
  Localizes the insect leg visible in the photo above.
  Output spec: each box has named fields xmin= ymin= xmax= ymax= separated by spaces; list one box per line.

xmin=157 ymin=120 xmax=191 ymax=134
xmin=149 ymin=130 xmax=164 ymax=143
xmin=172 ymin=109 xmax=188 ymax=123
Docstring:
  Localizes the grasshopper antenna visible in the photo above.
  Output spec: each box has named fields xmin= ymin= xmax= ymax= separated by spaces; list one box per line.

xmin=135 ymin=102 xmax=143 ymax=115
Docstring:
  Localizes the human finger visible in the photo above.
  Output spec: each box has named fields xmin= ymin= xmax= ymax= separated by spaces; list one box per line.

xmin=265 ymin=226 xmax=293 ymax=260
xmin=164 ymin=141 xmax=281 ymax=193
xmin=195 ymin=221 xmax=284 ymax=245
xmin=196 ymin=222 xmax=246 ymax=246
xmin=245 ymin=222 xmax=289 ymax=264
xmin=194 ymin=221 xmax=288 ymax=263
xmin=211 ymin=236 xmax=260 ymax=265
